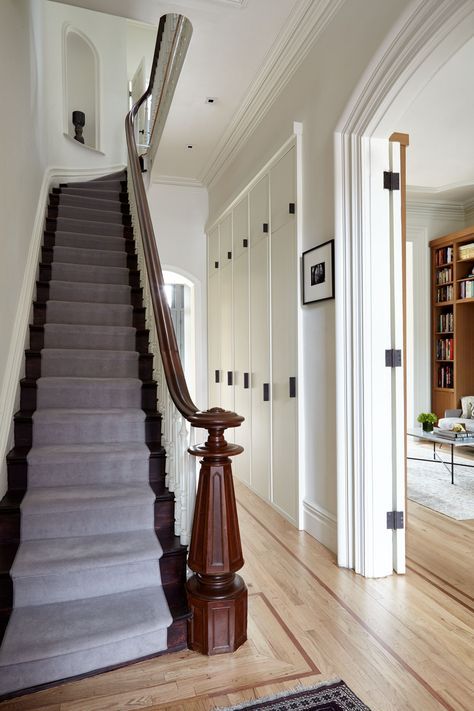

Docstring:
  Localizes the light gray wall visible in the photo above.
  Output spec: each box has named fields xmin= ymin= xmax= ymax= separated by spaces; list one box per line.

xmin=207 ymin=0 xmax=412 ymax=548
xmin=0 ymin=0 xmax=46 ymax=495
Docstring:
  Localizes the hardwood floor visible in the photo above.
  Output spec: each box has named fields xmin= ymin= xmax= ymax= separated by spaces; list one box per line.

xmin=1 ymin=481 xmax=473 ymax=711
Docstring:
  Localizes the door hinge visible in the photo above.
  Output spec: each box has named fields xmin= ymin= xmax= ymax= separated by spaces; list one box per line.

xmin=387 ymin=511 xmax=404 ymax=530
xmin=383 ymin=171 xmax=400 ymax=191
xmin=385 ymin=349 xmax=402 ymax=367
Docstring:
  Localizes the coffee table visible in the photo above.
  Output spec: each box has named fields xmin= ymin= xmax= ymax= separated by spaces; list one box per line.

xmin=407 ymin=427 xmax=474 ymax=484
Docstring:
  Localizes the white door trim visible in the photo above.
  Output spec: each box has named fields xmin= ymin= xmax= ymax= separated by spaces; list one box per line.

xmin=334 ymin=0 xmax=474 ymax=575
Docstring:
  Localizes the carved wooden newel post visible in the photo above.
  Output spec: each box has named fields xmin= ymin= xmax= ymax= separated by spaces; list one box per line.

xmin=187 ymin=408 xmax=247 ymax=654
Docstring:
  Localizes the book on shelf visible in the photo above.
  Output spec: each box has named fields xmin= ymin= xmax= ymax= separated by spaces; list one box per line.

xmin=459 ymin=242 xmax=474 ymax=260
xmin=437 ymin=364 xmax=453 ymax=388
xmin=436 ymin=337 xmax=454 ymax=360
xmin=435 ymin=267 xmax=452 ymax=284
xmin=436 ymin=284 xmax=453 ymax=302
xmin=459 ymin=277 xmax=474 ymax=299
xmin=435 ymin=246 xmax=453 ymax=265
xmin=438 ymin=312 xmax=454 ymax=332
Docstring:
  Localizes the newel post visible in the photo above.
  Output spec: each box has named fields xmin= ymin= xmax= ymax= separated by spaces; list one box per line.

xmin=186 ymin=408 xmax=247 ymax=654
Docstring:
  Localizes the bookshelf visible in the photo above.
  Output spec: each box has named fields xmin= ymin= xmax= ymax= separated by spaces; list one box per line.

xmin=430 ymin=226 xmax=474 ymax=419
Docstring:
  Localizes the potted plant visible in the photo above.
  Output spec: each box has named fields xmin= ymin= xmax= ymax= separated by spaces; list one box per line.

xmin=417 ymin=412 xmax=437 ymax=432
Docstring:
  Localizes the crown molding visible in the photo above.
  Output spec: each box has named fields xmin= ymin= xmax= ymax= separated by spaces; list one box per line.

xmin=152 ymin=174 xmax=204 ymax=188
xmin=200 ymin=0 xmax=344 ymax=187
xmin=406 ymin=198 xmax=465 ymax=220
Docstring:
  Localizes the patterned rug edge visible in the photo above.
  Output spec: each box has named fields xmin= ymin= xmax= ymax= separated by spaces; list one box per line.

xmin=214 ymin=678 xmax=371 ymax=710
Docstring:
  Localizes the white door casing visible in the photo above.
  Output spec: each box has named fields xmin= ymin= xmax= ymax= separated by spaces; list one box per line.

xmin=335 ymin=0 xmax=474 ymax=576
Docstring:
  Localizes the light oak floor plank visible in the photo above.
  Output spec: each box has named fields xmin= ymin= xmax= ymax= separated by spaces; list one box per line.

xmin=1 ymin=480 xmax=472 ymax=711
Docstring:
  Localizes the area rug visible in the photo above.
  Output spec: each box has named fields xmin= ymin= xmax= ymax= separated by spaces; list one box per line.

xmin=407 ymin=442 xmax=474 ymax=520
xmin=216 ymin=679 xmax=370 ymax=710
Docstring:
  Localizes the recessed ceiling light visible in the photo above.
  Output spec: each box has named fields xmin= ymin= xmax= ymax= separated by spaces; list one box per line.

xmin=205 ymin=97 xmax=217 ymax=104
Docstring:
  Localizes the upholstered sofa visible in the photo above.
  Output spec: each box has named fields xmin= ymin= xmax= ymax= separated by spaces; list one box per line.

xmin=437 ymin=396 xmax=474 ymax=433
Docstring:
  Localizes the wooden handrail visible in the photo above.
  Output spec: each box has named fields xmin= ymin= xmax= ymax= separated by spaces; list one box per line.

xmin=125 ymin=14 xmax=247 ymax=655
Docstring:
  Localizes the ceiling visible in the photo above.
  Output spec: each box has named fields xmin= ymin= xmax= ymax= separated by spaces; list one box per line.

xmin=397 ymin=36 xmax=474 ymax=203
xmin=51 ymin=0 xmax=308 ymax=184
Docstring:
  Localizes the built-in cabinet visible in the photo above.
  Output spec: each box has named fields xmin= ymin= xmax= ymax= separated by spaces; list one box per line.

xmin=207 ymin=145 xmax=299 ymax=525
xmin=430 ymin=226 xmax=474 ymax=418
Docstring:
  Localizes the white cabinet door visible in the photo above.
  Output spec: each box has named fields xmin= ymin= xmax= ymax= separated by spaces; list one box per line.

xmin=249 ymin=177 xmax=271 ymax=500
xmin=233 ymin=197 xmax=251 ymax=484
xmin=219 ymin=215 xmax=234 ymax=415
xmin=270 ymin=146 xmax=296 ymax=232
xmin=208 ymin=227 xmax=221 ymax=407
xmin=270 ymin=146 xmax=298 ymax=522
xmin=271 ymin=220 xmax=298 ymax=523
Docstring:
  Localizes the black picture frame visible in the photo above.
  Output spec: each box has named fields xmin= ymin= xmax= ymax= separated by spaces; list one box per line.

xmin=302 ymin=239 xmax=335 ymax=304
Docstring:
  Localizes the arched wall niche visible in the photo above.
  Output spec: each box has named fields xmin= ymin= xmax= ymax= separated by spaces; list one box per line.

xmin=63 ymin=24 xmax=100 ymax=150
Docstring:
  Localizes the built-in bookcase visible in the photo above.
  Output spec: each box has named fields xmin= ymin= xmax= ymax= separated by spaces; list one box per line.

xmin=431 ymin=227 xmax=474 ymax=419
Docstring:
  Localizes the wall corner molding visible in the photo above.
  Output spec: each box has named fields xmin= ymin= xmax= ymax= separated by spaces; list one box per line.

xmin=200 ymin=0 xmax=344 ymax=187
xmin=303 ymin=499 xmax=337 ymax=554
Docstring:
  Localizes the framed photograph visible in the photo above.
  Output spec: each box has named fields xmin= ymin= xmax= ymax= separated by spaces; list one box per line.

xmin=302 ymin=239 xmax=335 ymax=304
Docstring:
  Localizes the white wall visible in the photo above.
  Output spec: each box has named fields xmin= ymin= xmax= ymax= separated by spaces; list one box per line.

xmin=147 ymin=182 xmax=209 ymax=409
xmin=126 ymin=20 xmax=156 ymax=83
xmin=207 ymin=0 xmax=412 ymax=551
xmin=406 ymin=201 xmax=467 ymax=426
xmin=0 ymin=0 xmax=46 ymax=496
xmin=42 ymin=0 xmax=128 ymax=166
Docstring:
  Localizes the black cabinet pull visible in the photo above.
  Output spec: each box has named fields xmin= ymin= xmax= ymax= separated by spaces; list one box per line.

xmin=214 ymin=261 xmax=219 ymax=269
xmin=289 ymin=202 xmax=295 ymax=214
xmin=243 ymin=238 xmax=248 ymax=248
xmin=227 ymin=371 xmax=233 ymax=386
xmin=215 ymin=370 xmax=220 ymax=383
xmin=263 ymin=383 xmax=270 ymax=401
xmin=263 ymin=223 xmax=269 ymax=233
xmin=289 ymin=376 xmax=296 ymax=398
xmin=227 ymin=251 xmax=232 ymax=260
xmin=243 ymin=372 xmax=249 ymax=389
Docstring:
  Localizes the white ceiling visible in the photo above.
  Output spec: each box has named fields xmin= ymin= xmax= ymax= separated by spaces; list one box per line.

xmin=398 ymin=36 xmax=474 ymax=203
xmin=51 ymin=0 xmax=307 ymax=184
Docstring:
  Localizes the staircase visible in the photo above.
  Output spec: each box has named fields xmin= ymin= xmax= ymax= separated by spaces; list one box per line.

xmin=0 ymin=171 xmax=189 ymax=698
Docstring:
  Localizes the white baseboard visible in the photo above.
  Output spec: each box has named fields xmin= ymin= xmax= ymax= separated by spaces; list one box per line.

xmin=0 ymin=163 xmax=125 ymax=497
xmin=303 ymin=498 xmax=337 ymax=553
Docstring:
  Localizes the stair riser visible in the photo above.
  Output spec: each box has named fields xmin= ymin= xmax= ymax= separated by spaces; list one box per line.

xmin=32 ymin=420 xmax=146 ymax=446
xmin=39 ymin=263 xmax=140 ymax=288
xmin=21 ymin=504 xmax=154 ymax=540
xmin=14 ymin=559 xmax=163 ymax=607
xmin=14 ymin=413 xmax=160 ymax=447
xmin=24 ymin=352 xmax=152 ymax=380
xmin=29 ymin=325 xmax=149 ymax=353
xmin=46 ymin=218 xmax=133 ymax=239
xmin=60 ymin=180 xmax=127 ymax=191
xmin=33 ymin=303 xmax=145 ymax=329
xmin=36 ymin=282 xmax=142 ymax=308
xmin=48 ymin=206 xmax=131 ymax=227
xmin=37 ymin=383 xmax=142 ymax=409
xmin=160 ymin=549 xmax=187 ymax=586
xmin=7 ymin=448 xmax=165 ymax=492
xmin=43 ymin=231 xmax=135 ymax=255
xmin=41 ymin=246 xmax=137 ymax=270
xmin=50 ymin=194 xmax=130 ymax=214
xmin=53 ymin=188 xmax=129 ymax=203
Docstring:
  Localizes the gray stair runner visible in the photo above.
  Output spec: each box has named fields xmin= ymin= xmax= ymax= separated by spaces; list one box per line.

xmin=0 ymin=171 xmax=172 ymax=697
